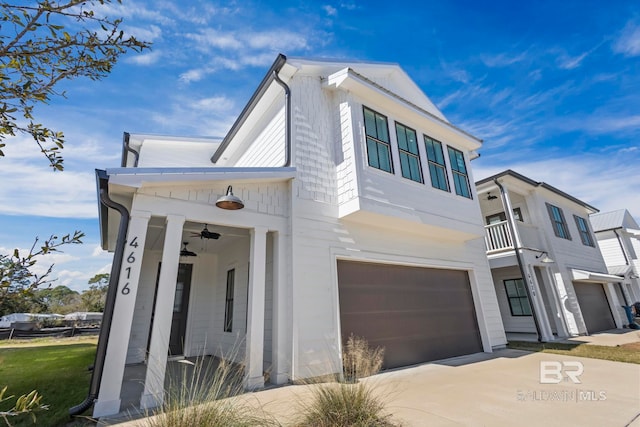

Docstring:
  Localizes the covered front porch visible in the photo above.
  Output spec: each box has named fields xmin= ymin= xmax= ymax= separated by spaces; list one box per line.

xmin=93 ymin=168 xmax=294 ymax=418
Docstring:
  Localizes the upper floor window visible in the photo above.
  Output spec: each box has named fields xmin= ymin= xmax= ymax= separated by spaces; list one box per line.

xmin=546 ymin=203 xmax=571 ymax=240
xmin=504 ymin=278 xmax=532 ymax=316
xmin=424 ymin=136 xmax=449 ymax=191
xmin=395 ymin=122 xmax=422 ymax=183
xmin=574 ymin=215 xmax=595 ymax=247
xmin=486 ymin=208 xmax=523 ymax=225
xmin=363 ymin=107 xmax=393 ymax=173
xmin=447 ymin=147 xmax=472 ymax=198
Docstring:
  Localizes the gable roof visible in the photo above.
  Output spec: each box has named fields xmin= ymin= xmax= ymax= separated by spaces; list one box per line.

xmin=476 ymin=169 xmax=599 ymax=213
xmin=590 ymin=209 xmax=639 ymax=232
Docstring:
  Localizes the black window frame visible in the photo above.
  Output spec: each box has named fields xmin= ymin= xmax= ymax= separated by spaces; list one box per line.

xmin=546 ymin=203 xmax=572 ymax=240
xmin=395 ymin=121 xmax=423 ymax=183
xmin=574 ymin=215 xmax=595 ymax=247
xmin=447 ymin=146 xmax=472 ymax=198
xmin=424 ymin=135 xmax=450 ymax=192
xmin=485 ymin=208 xmax=523 ymax=225
xmin=363 ymin=106 xmax=394 ymax=174
xmin=504 ymin=278 xmax=532 ymax=317
xmin=224 ymin=268 xmax=235 ymax=332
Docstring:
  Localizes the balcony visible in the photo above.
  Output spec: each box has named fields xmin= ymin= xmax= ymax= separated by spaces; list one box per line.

xmin=484 ymin=220 xmax=543 ymax=254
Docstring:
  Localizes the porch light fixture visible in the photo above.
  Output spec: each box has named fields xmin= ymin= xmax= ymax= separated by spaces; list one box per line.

xmin=216 ymin=185 xmax=244 ymax=210
xmin=535 ymin=251 xmax=554 ymax=263
xmin=180 ymin=242 xmax=197 ymax=257
xmin=487 ymin=192 xmax=498 ymax=200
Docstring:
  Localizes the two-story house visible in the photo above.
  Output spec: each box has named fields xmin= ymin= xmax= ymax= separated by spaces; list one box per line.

xmin=590 ymin=209 xmax=640 ymax=304
xmin=475 ymin=170 xmax=627 ymax=343
xmin=82 ymin=55 xmax=507 ymax=418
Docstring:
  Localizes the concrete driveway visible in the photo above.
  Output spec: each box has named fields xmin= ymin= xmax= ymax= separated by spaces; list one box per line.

xmin=247 ymin=349 xmax=640 ymax=427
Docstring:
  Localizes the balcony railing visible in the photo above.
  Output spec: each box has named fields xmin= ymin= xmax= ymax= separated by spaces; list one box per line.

xmin=484 ymin=221 xmax=514 ymax=252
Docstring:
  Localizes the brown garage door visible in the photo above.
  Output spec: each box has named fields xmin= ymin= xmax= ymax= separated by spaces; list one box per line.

xmin=573 ymin=282 xmax=615 ymax=333
xmin=337 ymin=260 xmax=483 ymax=369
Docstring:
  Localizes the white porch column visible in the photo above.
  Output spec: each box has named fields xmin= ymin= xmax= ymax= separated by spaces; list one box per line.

xmin=525 ymin=264 xmax=554 ymax=341
xmin=246 ymin=226 xmax=267 ymax=390
xmin=94 ymin=210 xmax=151 ymax=418
xmin=271 ymin=230 xmax=289 ymax=384
xmin=140 ymin=214 xmax=185 ymax=409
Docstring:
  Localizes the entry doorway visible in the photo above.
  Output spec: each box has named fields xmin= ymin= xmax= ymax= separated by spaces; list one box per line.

xmin=149 ymin=263 xmax=193 ymax=357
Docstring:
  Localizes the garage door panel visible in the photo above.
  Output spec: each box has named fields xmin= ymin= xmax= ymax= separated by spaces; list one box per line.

xmin=338 ymin=260 xmax=482 ymax=369
xmin=573 ymin=282 xmax=615 ymax=333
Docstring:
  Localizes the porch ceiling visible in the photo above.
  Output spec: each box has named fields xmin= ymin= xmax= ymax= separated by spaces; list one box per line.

xmin=145 ymin=218 xmax=250 ymax=253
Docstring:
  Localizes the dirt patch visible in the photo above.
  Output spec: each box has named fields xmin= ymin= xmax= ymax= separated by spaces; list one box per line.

xmin=620 ymin=342 xmax=640 ymax=351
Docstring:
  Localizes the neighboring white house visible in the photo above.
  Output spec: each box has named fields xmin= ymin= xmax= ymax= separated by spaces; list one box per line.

xmin=476 ymin=170 xmax=628 ymax=341
xmin=89 ymin=54 xmax=507 ymax=417
xmin=590 ymin=209 xmax=640 ymax=303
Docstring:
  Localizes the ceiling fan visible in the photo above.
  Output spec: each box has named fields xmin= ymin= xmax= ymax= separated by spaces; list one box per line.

xmin=180 ymin=242 xmax=197 ymax=257
xmin=189 ymin=224 xmax=221 ymax=240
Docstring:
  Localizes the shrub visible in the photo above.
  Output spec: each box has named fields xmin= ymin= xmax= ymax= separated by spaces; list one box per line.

xmin=342 ymin=334 xmax=384 ymax=382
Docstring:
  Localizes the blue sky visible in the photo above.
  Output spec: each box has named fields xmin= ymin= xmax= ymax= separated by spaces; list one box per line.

xmin=1 ymin=0 xmax=639 ymax=292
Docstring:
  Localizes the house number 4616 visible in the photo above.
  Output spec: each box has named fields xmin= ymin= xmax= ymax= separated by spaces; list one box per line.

xmin=121 ymin=236 xmax=139 ymax=295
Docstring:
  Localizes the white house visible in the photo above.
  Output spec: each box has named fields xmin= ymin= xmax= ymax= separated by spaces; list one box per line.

xmin=590 ymin=209 xmax=640 ymax=303
xmin=476 ymin=170 xmax=628 ymax=342
xmin=83 ymin=55 xmax=507 ymax=418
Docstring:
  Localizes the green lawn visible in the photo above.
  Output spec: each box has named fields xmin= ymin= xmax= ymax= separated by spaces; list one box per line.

xmin=0 ymin=337 xmax=97 ymax=427
xmin=508 ymin=340 xmax=640 ymax=364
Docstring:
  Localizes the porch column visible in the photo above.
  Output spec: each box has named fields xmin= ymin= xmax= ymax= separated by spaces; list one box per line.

xmin=140 ymin=214 xmax=185 ymax=409
xmin=246 ymin=226 xmax=268 ymax=390
xmin=94 ymin=210 xmax=151 ymax=418
xmin=525 ymin=264 xmax=554 ymax=341
xmin=271 ymin=230 xmax=289 ymax=384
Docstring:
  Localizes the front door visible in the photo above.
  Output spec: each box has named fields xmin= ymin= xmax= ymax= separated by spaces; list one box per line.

xmin=169 ymin=263 xmax=192 ymax=355
xmin=149 ymin=263 xmax=193 ymax=356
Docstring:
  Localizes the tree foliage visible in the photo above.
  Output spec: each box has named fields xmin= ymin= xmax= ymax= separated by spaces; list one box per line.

xmin=81 ymin=272 xmax=108 ymax=312
xmin=0 ymin=0 xmax=151 ymax=170
xmin=0 ymin=231 xmax=84 ymax=316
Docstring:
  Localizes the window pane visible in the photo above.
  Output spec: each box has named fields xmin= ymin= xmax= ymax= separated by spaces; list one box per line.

xmin=434 ymin=141 xmax=444 ymax=164
xmin=376 ymin=115 xmax=388 ymax=141
xmin=378 ymin=144 xmax=391 ymax=172
xmin=409 ymin=156 xmax=421 ymax=181
xmin=406 ymin=129 xmax=418 ymax=153
xmin=367 ymin=138 xmax=379 ymax=168
xmin=400 ymin=154 xmax=411 ymax=179
xmin=425 ymin=138 xmax=436 ymax=159
xmin=512 ymin=302 xmax=523 ymax=316
xmin=364 ymin=108 xmax=376 ymax=137
xmin=505 ymin=281 xmax=518 ymax=297
xmin=522 ymin=299 xmax=532 ymax=315
xmin=396 ymin=124 xmax=408 ymax=151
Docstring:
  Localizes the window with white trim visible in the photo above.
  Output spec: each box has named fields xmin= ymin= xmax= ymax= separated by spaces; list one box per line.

xmin=447 ymin=146 xmax=472 ymax=198
xmin=546 ymin=203 xmax=571 ymax=240
xmin=424 ymin=135 xmax=449 ymax=191
xmin=574 ymin=215 xmax=595 ymax=247
xmin=395 ymin=122 xmax=422 ymax=183
xmin=504 ymin=278 xmax=532 ymax=316
xmin=363 ymin=107 xmax=393 ymax=173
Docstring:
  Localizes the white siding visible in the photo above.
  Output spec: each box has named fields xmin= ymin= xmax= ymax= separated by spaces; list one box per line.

xmin=595 ymin=232 xmax=627 ymax=266
xmin=491 ymin=266 xmax=537 ymax=333
xmin=236 ymin=106 xmax=286 ymax=167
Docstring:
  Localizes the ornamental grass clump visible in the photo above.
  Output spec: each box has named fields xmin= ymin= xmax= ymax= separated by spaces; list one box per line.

xmin=143 ymin=355 xmax=275 ymax=427
xmin=342 ymin=334 xmax=384 ymax=383
xmin=295 ymin=335 xmax=398 ymax=427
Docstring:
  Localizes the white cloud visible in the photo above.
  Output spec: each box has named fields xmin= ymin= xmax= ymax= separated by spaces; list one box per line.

xmin=91 ymin=245 xmax=107 ymax=257
xmin=323 ymin=5 xmax=338 ymax=16
xmin=122 ymin=24 xmax=163 ymax=42
xmin=613 ymin=21 xmax=640 ymax=57
xmin=556 ymin=51 xmax=589 ymax=70
xmin=126 ymin=50 xmax=163 ymax=65
xmin=480 ymin=51 xmax=528 ymax=68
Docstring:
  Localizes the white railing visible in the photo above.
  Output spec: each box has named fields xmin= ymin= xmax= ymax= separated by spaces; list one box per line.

xmin=484 ymin=221 xmax=514 ymax=252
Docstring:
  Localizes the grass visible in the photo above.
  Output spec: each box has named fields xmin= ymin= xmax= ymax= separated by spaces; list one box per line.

xmin=0 ymin=336 xmax=97 ymax=427
xmin=508 ymin=340 xmax=640 ymax=364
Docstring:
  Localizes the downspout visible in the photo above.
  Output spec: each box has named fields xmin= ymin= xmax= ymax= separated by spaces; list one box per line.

xmin=613 ymin=229 xmax=630 ymax=265
xmin=121 ymin=132 xmax=140 ymax=167
xmin=272 ymin=70 xmax=291 ymax=167
xmin=494 ymin=178 xmax=543 ymax=342
xmin=69 ymin=178 xmax=130 ymax=416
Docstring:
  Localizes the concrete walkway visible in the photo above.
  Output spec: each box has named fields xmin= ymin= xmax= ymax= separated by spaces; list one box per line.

xmin=104 ymin=330 xmax=640 ymax=427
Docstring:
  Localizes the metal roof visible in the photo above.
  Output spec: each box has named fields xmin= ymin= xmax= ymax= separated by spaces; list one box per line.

xmin=590 ymin=209 xmax=639 ymax=232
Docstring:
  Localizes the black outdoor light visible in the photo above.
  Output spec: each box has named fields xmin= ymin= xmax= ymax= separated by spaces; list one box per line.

xmin=487 ymin=192 xmax=498 ymax=200
xmin=216 ymin=185 xmax=245 ymax=210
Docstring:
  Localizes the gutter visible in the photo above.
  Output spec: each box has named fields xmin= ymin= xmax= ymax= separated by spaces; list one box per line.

xmin=613 ymin=229 xmax=630 ymax=265
xmin=121 ymin=132 xmax=140 ymax=167
xmin=272 ymin=70 xmax=291 ymax=167
xmin=70 ymin=170 xmax=130 ymax=416
xmin=211 ymin=54 xmax=288 ymax=163
xmin=494 ymin=178 xmax=543 ymax=342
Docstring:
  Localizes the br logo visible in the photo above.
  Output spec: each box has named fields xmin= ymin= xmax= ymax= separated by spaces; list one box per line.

xmin=539 ymin=361 xmax=584 ymax=384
